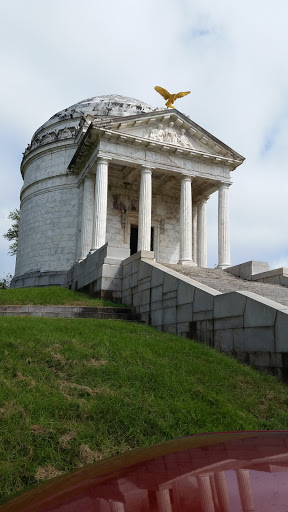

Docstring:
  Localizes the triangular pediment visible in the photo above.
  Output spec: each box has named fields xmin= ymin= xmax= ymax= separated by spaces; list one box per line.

xmin=90 ymin=109 xmax=245 ymax=161
xmin=69 ymin=110 xmax=244 ymax=173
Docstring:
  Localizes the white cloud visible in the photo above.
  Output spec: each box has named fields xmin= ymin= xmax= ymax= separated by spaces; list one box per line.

xmin=0 ymin=0 xmax=287 ymax=276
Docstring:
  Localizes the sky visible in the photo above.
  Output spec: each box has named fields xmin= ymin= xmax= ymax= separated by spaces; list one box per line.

xmin=0 ymin=0 xmax=287 ymax=281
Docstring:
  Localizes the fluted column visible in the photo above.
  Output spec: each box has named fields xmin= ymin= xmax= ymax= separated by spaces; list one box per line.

xmin=197 ymin=475 xmax=215 ymax=512
xmin=192 ymin=202 xmax=198 ymax=265
xmin=178 ymin=175 xmax=196 ymax=265
xmin=109 ymin=500 xmax=125 ymax=512
xmin=138 ymin=167 xmax=152 ymax=252
xmin=79 ymin=174 xmax=95 ymax=260
xmin=209 ymin=475 xmax=220 ymax=511
xmin=156 ymin=489 xmax=173 ymax=512
xmin=215 ymin=472 xmax=230 ymax=512
xmin=217 ymin=183 xmax=231 ymax=269
xmin=236 ymin=469 xmax=255 ymax=512
xmin=92 ymin=157 xmax=109 ymax=250
xmin=197 ymin=196 xmax=208 ymax=268
xmin=98 ymin=498 xmax=110 ymax=512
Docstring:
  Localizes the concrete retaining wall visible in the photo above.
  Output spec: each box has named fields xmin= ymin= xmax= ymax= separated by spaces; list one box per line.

xmin=121 ymin=252 xmax=288 ymax=380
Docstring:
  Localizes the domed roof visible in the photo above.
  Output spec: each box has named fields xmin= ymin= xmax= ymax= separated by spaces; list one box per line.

xmin=33 ymin=94 xmax=158 ymax=138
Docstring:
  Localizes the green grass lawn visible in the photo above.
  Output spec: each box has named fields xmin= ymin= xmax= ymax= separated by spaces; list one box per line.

xmin=0 ymin=287 xmax=122 ymax=307
xmin=1 ymin=316 xmax=288 ymax=501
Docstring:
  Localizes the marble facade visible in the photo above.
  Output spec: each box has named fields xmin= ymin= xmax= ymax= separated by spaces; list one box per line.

xmin=12 ymin=95 xmax=244 ymax=288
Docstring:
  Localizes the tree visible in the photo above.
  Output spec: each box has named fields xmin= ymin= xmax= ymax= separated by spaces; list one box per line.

xmin=0 ymin=273 xmax=12 ymax=289
xmin=3 ymin=209 xmax=20 ymax=256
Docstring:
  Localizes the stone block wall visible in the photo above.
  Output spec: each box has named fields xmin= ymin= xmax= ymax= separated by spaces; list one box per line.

xmin=68 ymin=244 xmax=129 ymax=301
xmin=210 ymin=291 xmax=288 ymax=379
xmin=11 ymin=270 xmax=68 ymax=289
xmin=15 ymin=145 xmax=80 ymax=277
xmin=121 ymin=251 xmax=221 ymax=337
xmin=251 ymin=268 xmax=288 ymax=287
xmin=121 ymin=252 xmax=288 ymax=380
xmin=226 ymin=261 xmax=270 ymax=280
xmin=226 ymin=261 xmax=288 ymax=288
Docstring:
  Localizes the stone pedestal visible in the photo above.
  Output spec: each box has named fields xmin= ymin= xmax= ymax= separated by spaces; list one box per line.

xmin=79 ymin=174 xmax=95 ymax=260
xmin=92 ymin=158 xmax=109 ymax=250
xmin=178 ymin=175 xmax=196 ymax=266
xmin=138 ymin=167 xmax=152 ymax=251
xmin=197 ymin=197 xmax=208 ymax=268
xmin=217 ymin=183 xmax=231 ymax=269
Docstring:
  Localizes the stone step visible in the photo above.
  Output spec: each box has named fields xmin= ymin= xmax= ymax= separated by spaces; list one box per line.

xmin=163 ymin=264 xmax=288 ymax=307
xmin=0 ymin=305 xmax=134 ymax=320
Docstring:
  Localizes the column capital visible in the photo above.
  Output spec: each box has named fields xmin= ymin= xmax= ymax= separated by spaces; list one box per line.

xmin=140 ymin=165 xmax=154 ymax=174
xmin=180 ymin=173 xmax=192 ymax=182
xmin=218 ymin=181 xmax=232 ymax=189
xmin=197 ymin=194 xmax=209 ymax=203
xmin=96 ymin=153 xmax=112 ymax=164
xmin=97 ymin=157 xmax=111 ymax=165
xmin=83 ymin=172 xmax=95 ymax=181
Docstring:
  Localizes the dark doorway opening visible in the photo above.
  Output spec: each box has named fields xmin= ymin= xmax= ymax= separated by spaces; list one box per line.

xmin=130 ymin=225 xmax=154 ymax=255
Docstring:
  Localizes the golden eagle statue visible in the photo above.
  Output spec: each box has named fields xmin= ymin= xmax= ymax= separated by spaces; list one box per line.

xmin=154 ymin=86 xmax=190 ymax=109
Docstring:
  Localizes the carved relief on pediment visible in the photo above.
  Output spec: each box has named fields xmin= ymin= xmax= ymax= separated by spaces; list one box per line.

xmin=149 ymin=122 xmax=194 ymax=149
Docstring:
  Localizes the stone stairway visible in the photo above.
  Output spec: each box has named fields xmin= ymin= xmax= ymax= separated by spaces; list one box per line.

xmin=163 ymin=264 xmax=288 ymax=307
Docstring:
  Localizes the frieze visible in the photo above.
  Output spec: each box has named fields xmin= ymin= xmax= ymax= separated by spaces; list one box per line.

xmin=98 ymin=139 xmax=229 ymax=180
xmin=23 ymin=126 xmax=78 ymax=158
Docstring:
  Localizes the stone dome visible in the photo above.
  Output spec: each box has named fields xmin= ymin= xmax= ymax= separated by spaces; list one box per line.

xmin=32 ymin=95 xmax=158 ymax=140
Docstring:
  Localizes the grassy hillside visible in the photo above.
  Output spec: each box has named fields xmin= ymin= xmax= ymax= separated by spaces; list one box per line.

xmin=1 ymin=315 xmax=288 ymax=501
xmin=0 ymin=287 xmax=122 ymax=307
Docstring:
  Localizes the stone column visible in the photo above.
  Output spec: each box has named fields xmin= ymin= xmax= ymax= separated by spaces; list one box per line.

xmin=192 ymin=202 xmax=198 ymax=265
xmin=138 ymin=167 xmax=152 ymax=252
xmin=209 ymin=475 xmax=220 ymax=511
xmin=92 ymin=157 xmax=109 ymax=250
xmin=109 ymin=500 xmax=125 ymax=512
xmin=156 ymin=489 xmax=173 ymax=512
xmin=79 ymin=174 xmax=95 ymax=260
xmin=98 ymin=498 xmax=110 ymax=512
xmin=217 ymin=183 xmax=231 ymax=269
xmin=214 ymin=472 xmax=230 ymax=512
xmin=197 ymin=475 xmax=215 ymax=512
xmin=197 ymin=196 xmax=208 ymax=268
xmin=178 ymin=175 xmax=196 ymax=266
xmin=236 ymin=469 xmax=255 ymax=512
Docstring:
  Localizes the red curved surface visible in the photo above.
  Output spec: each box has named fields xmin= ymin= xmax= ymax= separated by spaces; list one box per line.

xmin=2 ymin=431 xmax=288 ymax=511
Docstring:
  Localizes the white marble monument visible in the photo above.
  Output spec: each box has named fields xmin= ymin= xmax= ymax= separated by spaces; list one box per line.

xmin=12 ymin=94 xmax=244 ymax=288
